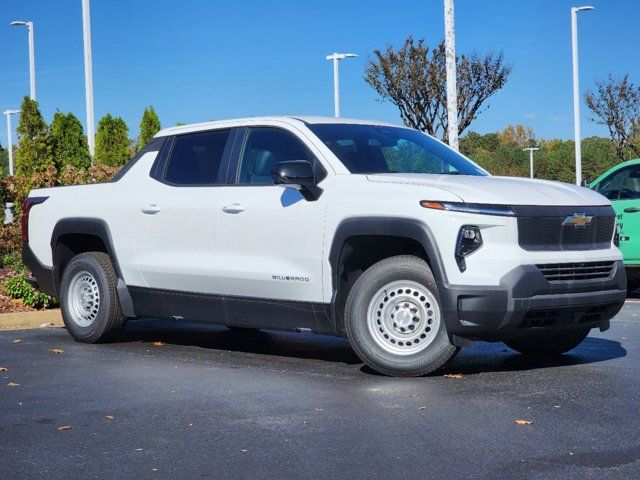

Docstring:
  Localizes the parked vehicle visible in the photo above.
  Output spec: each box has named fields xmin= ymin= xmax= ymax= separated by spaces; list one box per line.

xmin=590 ymin=159 xmax=640 ymax=292
xmin=22 ymin=116 xmax=626 ymax=376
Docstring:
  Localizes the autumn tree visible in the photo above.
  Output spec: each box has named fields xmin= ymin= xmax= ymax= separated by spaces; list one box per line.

xmin=0 ymin=142 xmax=8 ymax=179
xmin=585 ymin=74 xmax=640 ymax=160
xmin=137 ymin=106 xmax=161 ymax=151
xmin=50 ymin=111 xmax=91 ymax=170
xmin=498 ymin=124 xmax=536 ymax=148
xmin=14 ymin=96 xmax=53 ymax=177
xmin=364 ymin=37 xmax=511 ymax=142
xmin=95 ymin=114 xmax=131 ymax=166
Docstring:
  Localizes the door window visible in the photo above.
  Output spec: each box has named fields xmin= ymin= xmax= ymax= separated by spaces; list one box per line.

xmin=237 ymin=128 xmax=317 ymax=185
xmin=596 ymin=165 xmax=640 ymax=200
xmin=164 ymin=129 xmax=231 ymax=185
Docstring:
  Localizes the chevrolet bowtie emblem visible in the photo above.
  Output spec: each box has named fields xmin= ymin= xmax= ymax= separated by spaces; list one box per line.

xmin=562 ymin=213 xmax=593 ymax=227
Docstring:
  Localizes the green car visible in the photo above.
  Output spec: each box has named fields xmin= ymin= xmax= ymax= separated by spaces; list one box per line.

xmin=590 ymin=159 xmax=640 ymax=291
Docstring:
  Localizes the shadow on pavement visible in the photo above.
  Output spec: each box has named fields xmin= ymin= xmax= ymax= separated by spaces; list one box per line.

xmin=117 ymin=319 xmax=626 ymax=375
xmin=118 ymin=319 xmax=362 ymax=365
xmin=449 ymin=336 xmax=627 ymax=375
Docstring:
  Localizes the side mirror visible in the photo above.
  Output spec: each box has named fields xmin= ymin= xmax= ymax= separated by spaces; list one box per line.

xmin=271 ymin=160 xmax=322 ymax=201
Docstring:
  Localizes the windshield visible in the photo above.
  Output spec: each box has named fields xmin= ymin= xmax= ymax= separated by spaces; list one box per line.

xmin=308 ymin=123 xmax=487 ymax=176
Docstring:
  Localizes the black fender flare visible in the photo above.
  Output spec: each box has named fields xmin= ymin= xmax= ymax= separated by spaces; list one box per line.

xmin=50 ymin=218 xmax=135 ymax=317
xmin=327 ymin=216 xmax=448 ymax=330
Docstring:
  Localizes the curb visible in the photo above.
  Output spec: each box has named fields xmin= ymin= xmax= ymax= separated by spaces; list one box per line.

xmin=0 ymin=309 xmax=63 ymax=331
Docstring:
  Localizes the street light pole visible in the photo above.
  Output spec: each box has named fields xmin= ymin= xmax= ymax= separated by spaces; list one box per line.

xmin=571 ymin=5 xmax=594 ymax=186
xmin=10 ymin=21 xmax=36 ymax=100
xmin=444 ymin=0 xmax=459 ymax=150
xmin=523 ymin=147 xmax=540 ymax=179
xmin=82 ymin=0 xmax=96 ymax=158
xmin=325 ymin=53 xmax=357 ymax=118
xmin=3 ymin=109 xmax=20 ymax=176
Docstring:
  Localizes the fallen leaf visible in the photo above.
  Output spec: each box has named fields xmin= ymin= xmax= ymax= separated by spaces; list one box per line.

xmin=133 ymin=448 xmax=144 ymax=451
xmin=51 ymin=349 xmax=64 ymax=355
xmin=240 ymin=449 xmax=248 ymax=453
xmin=314 ymin=408 xmax=324 ymax=412
xmin=515 ymin=419 xmax=534 ymax=426
xmin=13 ymin=339 xmax=22 ymax=344
xmin=418 ymin=406 xmax=427 ymax=411
xmin=105 ymin=415 xmax=115 ymax=420
xmin=39 ymin=323 xmax=54 ymax=328
xmin=444 ymin=373 xmax=463 ymax=379
xmin=621 ymin=336 xmax=628 ymax=341
xmin=58 ymin=425 xmax=71 ymax=431
xmin=0 ymin=367 xmax=7 ymax=372
xmin=554 ymin=405 xmax=561 ymax=408
xmin=7 ymin=382 xmax=20 ymax=387
xmin=153 ymin=341 xmax=164 ymax=347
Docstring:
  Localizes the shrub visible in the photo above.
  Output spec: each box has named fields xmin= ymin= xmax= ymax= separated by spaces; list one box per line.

xmin=1 ymin=251 xmax=25 ymax=272
xmin=0 ymin=222 xmax=22 ymax=257
xmin=3 ymin=273 xmax=57 ymax=309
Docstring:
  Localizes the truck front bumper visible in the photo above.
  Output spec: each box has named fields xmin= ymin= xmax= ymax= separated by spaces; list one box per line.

xmin=438 ymin=260 xmax=627 ymax=342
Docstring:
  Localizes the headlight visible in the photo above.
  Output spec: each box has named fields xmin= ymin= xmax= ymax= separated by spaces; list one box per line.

xmin=455 ymin=226 xmax=482 ymax=272
xmin=420 ymin=201 xmax=515 ymax=217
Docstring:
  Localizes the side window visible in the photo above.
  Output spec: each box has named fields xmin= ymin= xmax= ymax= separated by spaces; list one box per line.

xmin=597 ymin=165 xmax=640 ymax=200
xmin=163 ymin=129 xmax=231 ymax=185
xmin=237 ymin=128 xmax=316 ymax=185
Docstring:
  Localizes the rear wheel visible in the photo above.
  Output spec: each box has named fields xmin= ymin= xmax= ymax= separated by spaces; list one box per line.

xmin=504 ymin=328 xmax=590 ymax=357
xmin=344 ymin=255 xmax=458 ymax=377
xmin=59 ymin=252 xmax=127 ymax=343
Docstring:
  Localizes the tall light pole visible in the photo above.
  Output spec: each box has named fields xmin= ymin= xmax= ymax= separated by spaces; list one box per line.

xmin=444 ymin=0 xmax=459 ymax=151
xmin=3 ymin=109 xmax=19 ymax=224
xmin=571 ymin=5 xmax=594 ymax=186
xmin=523 ymin=147 xmax=540 ymax=179
xmin=10 ymin=21 xmax=36 ymax=100
xmin=82 ymin=0 xmax=96 ymax=158
xmin=325 ymin=53 xmax=357 ymax=118
xmin=3 ymin=109 xmax=20 ymax=176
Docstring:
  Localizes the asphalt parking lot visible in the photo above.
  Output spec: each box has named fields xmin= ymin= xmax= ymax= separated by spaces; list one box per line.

xmin=1 ymin=302 xmax=639 ymax=480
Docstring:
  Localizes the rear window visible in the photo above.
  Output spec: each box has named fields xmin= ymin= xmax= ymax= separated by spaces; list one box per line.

xmin=164 ymin=129 xmax=231 ymax=185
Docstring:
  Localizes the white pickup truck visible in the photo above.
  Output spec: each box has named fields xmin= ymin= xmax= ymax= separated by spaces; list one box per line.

xmin=22 ymin=116 xmax=626 ymax=376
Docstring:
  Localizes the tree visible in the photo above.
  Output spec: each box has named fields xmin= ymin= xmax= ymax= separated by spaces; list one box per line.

xmin=498 ymin=124 xmax=536 ymax=148
xmin=364 ymin=36 xmax=511 ymax=141
xmin=137 ymin=106 xmax=161 ymax=151
xmin=0 ymin=142 xmax=8 ymax=179
xmin=14 ymin=96 xmax=53 ymax=177
xmin=95 ymin=114 xmax=131 ymax=166
xmin=585 ymin=75 xmax=640 ymax=160
xmin=50 ymin=111 xmax=91 ymax=170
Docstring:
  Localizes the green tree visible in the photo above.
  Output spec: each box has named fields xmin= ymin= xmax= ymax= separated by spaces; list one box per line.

xmin=0 ymin=142 xmax=8 ymax=178
xmin=14 ymin=96 xmax=53 ymax=177
xmin=95 ymin=114 xmax=131 ymax=166
xmin=50 ymin=111 xmax=91 ymax=170
xmin=137 ymin=106 xmax=161 ymax=151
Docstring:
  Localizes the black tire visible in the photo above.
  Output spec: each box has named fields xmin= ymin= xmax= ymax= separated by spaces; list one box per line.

xmin=344 ymin=255 xmax=459 ymax=377
xmin=59 ymin=252 xmax=127 ymax=343
xmin=504 ymin=328 xmax=590 ymax=357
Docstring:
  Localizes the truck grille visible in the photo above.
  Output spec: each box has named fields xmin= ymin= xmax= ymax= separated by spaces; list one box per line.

xmin=513 ymin=205 xmax=616 ymax=251
xmin=519 ymin=303 xmax=619 ymax=328
xmin=537 ymin=261 xmax=615 ymax=282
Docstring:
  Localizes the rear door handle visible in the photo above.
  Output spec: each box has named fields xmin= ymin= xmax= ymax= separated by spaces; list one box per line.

xmin=624 ymin=207 xmax=640 ymax=213
xmin=222 ymin=204 xmax=245 ymax=214
xmin=141 ymin=204 xmax=161 ymax=214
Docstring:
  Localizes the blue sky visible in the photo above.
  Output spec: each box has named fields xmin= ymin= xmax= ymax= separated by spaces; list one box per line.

xmin=1 ymin=0 xmax=638 ymax=146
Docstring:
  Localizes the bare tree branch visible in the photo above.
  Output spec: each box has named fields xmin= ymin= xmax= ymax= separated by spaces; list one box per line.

xmin=364 ymin=37 xmax=511 ymax=141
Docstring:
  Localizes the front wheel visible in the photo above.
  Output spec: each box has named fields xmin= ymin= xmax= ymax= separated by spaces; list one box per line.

xmin=504 ymin=328 xmax=590 ymax=357
xmin=344 ymin=255 xmax=458 ymax=377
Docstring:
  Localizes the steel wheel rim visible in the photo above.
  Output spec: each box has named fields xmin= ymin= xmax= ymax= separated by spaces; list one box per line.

xmin=67 ymin=271 xmax=100 ymax=327
xmin=366 ymin=280 xmax=441 ymax=355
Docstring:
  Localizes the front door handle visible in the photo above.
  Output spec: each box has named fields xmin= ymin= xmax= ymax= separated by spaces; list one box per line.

xmin=141 ymin=204 xmax=161 ymax=214
xmin=624 ymin=206 xmax=640 ymax=213
xmin=222 ymin=204 xmax=245 ymax=214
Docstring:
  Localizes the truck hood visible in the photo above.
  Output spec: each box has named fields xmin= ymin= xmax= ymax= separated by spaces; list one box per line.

xmin=366 ymin=173 xmax=610 ymax=206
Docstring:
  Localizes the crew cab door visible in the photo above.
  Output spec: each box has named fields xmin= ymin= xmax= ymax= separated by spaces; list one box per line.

xmin=216 ymin=126 xmax=329 ymax=321
xmin=133 ymin=128 xmax=236 ymax=293
xmin=592 ymin=162 xmax=640 ymax=265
